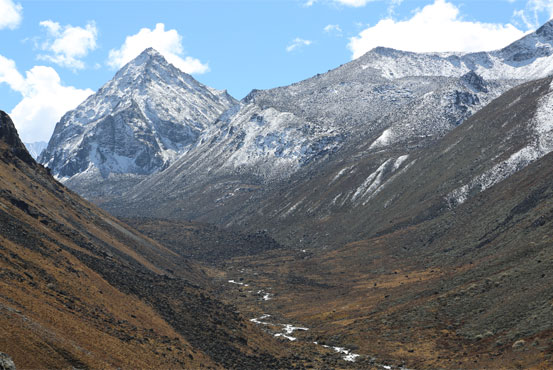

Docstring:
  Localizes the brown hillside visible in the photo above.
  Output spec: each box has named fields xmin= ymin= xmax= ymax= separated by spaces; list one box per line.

xmin=0 ymin=111 xmax=296 ymax=369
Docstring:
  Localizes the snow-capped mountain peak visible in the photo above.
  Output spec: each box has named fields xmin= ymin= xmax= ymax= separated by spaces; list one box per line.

xmin=39 ymin=48 xmax=237 ymax=181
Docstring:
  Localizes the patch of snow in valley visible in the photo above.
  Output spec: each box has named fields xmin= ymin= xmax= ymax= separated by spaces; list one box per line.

xmin=228 ymin=279 xmax=248 ymax=286
xmin=274 ymin=333 xmax=297 ymax=341
xmin=320 ymin=344 xmax=361 ymax=362
xmin=249 ymin=314 xmax=308 ymax=342
xmin=344 ymin=353 xmax=361 ymax=362
xmin=282 ymin=324 xmax=308 ymax=335
xmin=256 ymin=289 xmax=272 ymax=301
xmin=250 ymin=314 xmax=271 ymax=325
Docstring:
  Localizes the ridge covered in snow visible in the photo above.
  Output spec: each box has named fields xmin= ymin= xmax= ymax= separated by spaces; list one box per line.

xmin=43 ymin=20 xmax=553 ymax=224
xmin=39 ymin=48 xmax=237 ymax=180
xmin=108 ymin=20 xmax=553 ymax=227
xmin=355 ymin=20 xmax=553 ymax=81
xmin=449 ymin=77 xmax=553 ymax=206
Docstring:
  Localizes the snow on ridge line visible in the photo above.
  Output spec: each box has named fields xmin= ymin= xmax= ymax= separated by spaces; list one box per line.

xmin=362 ymin=35 xmax=553 ymax=82
xmin=41 ymin=49 xmax=237 ymax=180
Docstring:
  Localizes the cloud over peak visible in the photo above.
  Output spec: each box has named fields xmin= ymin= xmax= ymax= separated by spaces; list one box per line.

xmin=107 ymin=23 xmax=209 ymax=75
xmin=349 ymin=0 xmax=527 ymax=59
xmin=286 ymin=37 xmax=313 ymax=52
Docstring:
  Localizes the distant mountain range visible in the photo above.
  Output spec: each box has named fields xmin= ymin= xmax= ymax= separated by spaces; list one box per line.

xmin=43 ymin=21 xmax=553 ymax=240
xmin=23 ymin=141 xmax=47 ymax=159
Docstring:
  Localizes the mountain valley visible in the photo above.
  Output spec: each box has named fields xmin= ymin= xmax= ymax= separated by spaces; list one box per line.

xmin=4 ymin=17 xmax=553 ymax=370
xmin=0 ymin=111 xmax=315 ymax=369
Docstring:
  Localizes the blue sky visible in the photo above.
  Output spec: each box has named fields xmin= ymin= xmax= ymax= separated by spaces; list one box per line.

xmin=1 ymin=0 xmax=552 ymax=142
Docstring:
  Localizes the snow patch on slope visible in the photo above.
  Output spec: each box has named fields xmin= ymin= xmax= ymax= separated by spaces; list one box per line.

xmin=370 ymin=128 xmax=394 ymax=149
xmin=195 ymin=103 xmax=344 ymax=180
xmin=351 ymin=155 xmax=411 ymax=206
xmin=448 ymin=80 xmax=553 ymax=206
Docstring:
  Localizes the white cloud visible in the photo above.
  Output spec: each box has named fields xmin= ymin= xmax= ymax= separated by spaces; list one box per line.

xmin=286 ymin=38 xmax=313 ymax=52
xmin=324 ymin=24 xmax=342 ymax=33
xmin=304 ymin=0 xmax=318 ymax=6
xmin=349 ymin=0 xmax=527 ymax=59
xmin=0 ymin=55 xmax=93 ymax=142
xmin=107 ymin=23 xmax=209 ymax=74
xmin=0 ymin=55 xmax=25 ymax=91
xmin=0 ymin=0 xmax=22 ymax=30
xmin=514 ymin=0 xmax=553 ymax=29
xmin=37 ymin=20 xmax=98 ymax=70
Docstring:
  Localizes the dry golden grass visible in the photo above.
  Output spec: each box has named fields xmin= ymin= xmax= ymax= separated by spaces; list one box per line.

xmin=222 ymin=231 xmax=553 ymax=369
xmin=0 ymin=143 xmax=219 ymax=368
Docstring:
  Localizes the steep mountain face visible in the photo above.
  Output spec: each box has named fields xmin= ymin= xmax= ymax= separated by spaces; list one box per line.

xmin=108 ymin=21 xmax=553 ymax=232
xmin=39 ymin=48 xmax=236 ymax=197
xmin=0 ymin=111 xmax=300 ymax=369
xmin=231 ymin=75 xmax=553 ymax=248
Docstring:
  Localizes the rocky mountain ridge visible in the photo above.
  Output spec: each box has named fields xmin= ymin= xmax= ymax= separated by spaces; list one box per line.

xmin=39 ymin=48 xmax=236 ymax=192
xmin=38 ymin=20 xmax=553 ymax=252
xmin=104 ymin=21 xmax=553 ymax=230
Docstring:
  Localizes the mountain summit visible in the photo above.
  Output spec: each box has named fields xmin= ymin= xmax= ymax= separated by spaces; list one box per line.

xmin=39 ymin=48 xmax=237 ymax=184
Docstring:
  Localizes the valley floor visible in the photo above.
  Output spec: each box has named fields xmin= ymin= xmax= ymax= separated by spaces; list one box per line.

xmin=211 ymin=245 xmax=553 ymax=369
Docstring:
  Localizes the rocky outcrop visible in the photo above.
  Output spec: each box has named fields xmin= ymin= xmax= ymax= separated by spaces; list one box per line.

xmin=0 ymin=353 xmax=16 ymax=370
xmin=1 ymin=111 xmax=35 ymax=166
